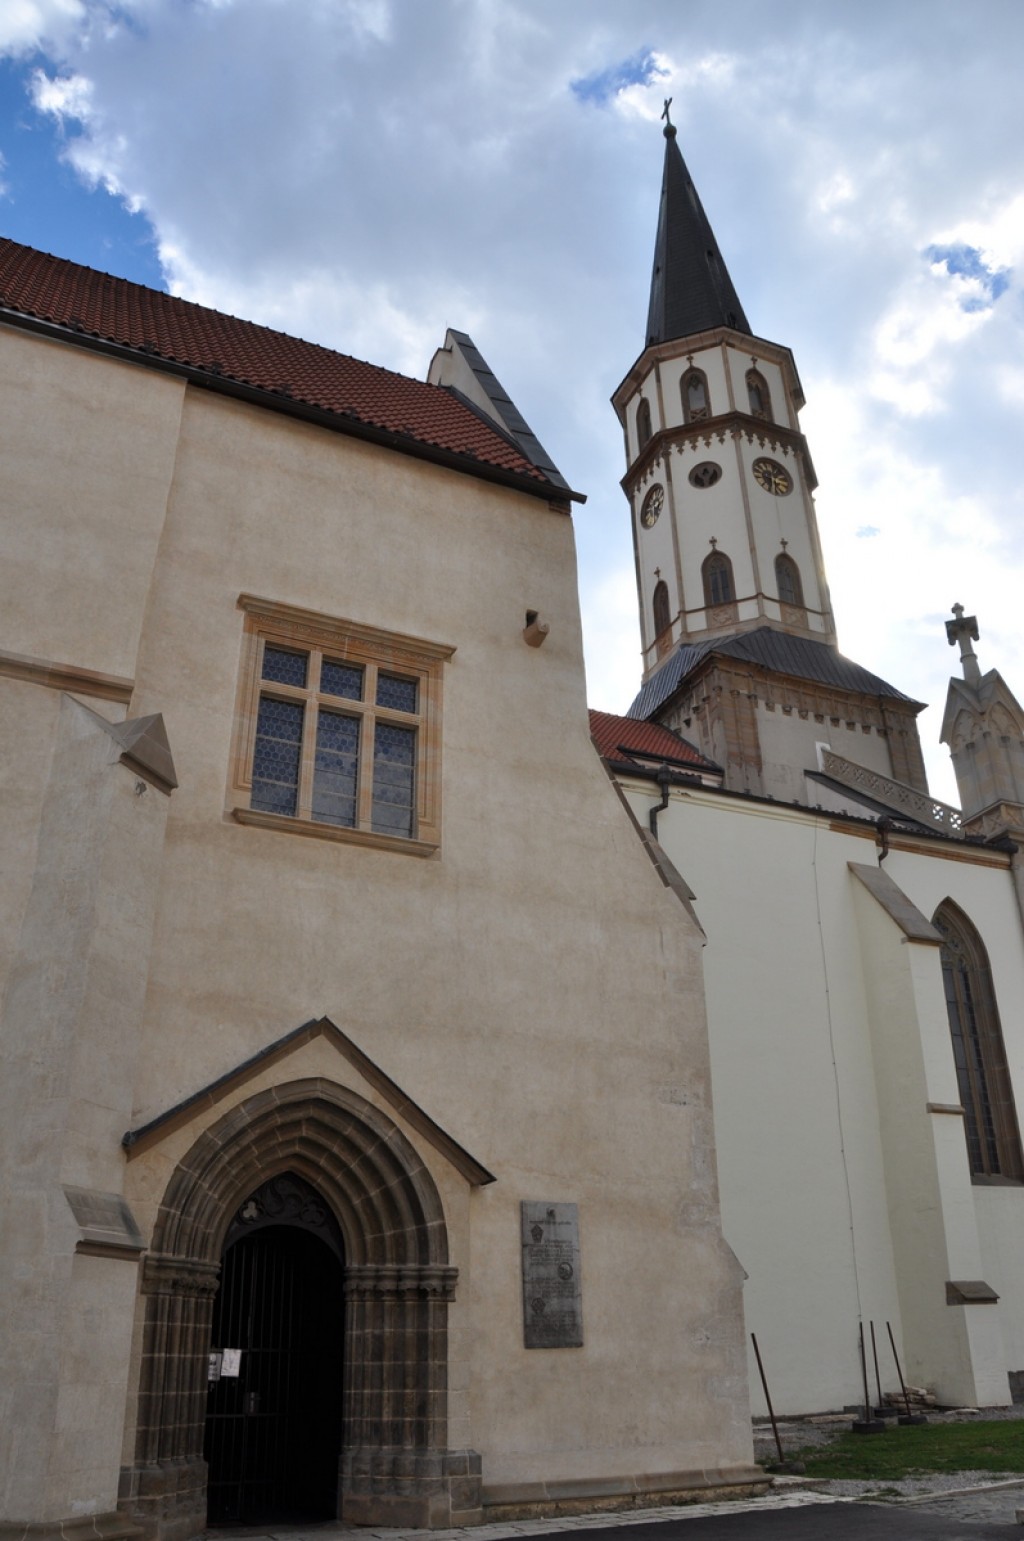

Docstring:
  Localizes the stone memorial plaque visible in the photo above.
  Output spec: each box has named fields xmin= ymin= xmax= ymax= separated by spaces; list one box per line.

xmin=521 ymin=1201 xmax=583 ymax=1349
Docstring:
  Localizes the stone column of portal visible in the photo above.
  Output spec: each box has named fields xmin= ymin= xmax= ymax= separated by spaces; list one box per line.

xmin=0 ymin=695 xmax=175 ymax=1539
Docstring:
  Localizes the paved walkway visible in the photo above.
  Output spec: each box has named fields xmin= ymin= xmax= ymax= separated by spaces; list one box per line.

xmin=210 ymin=1476 xmax=1024 ymax=1540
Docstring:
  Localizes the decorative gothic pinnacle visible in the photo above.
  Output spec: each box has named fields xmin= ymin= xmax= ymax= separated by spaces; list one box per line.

xmin=946 ymin=602 xmax=982 ymax=685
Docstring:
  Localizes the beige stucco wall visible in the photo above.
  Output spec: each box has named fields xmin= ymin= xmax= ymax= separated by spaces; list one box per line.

xmin=619 ymin=777 xmax=1024 ymax=1415
xmin=0 ymin=326 xmax=753 ymax=1527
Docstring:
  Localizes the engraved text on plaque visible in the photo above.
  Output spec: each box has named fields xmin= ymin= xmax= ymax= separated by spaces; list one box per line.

xmin=521 ymin=1201 xmax=583 ymax=1349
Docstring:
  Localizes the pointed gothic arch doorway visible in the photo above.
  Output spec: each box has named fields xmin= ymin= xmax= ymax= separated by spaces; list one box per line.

xmin=122 ymin=1078 xmax=480 ymax=1540
xmin=205 ymin=1172 xmax=345 ymax=1524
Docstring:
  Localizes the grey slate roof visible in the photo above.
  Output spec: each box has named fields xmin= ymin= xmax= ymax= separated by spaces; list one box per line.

xmin=645 ymin=125 xmax=751 ymax=347
xmin=443 ymin=329 xmax=571 ymax=493
xmin=628 ymin=627 xmax=922 ymax=721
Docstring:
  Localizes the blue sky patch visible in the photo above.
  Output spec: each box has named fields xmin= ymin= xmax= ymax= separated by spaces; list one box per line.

xmin=0 ymin=56 xmax=164 ymax=287
xmin=925 ymin=241 xmax=1010 ymax=311
xmin=571 ymin=49 xmax=665 ymax=106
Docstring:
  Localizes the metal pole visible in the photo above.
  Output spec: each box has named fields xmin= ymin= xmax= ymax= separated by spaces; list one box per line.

xmin=885 ymin=1319 xmax=925 ymax=1423
xmin=870 ymin=1320 xmax=883 ymax=1411
xmin=886 ymin=1319 xmax=912 ymax=1419
xmin=750 ymin=1332 xmax=785 ymax=1466
xmin=859 ymin=1321 xmax=872 ymax=1423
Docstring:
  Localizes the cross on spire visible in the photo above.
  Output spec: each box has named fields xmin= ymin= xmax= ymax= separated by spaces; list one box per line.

xmin=946 ymin=602 xmax=982 ymax=685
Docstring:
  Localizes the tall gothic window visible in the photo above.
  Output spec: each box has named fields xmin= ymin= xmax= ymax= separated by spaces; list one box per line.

xmin=933 ymin=900 xmax=1023 ymax=1181
xmin=682 ymin=368 xmax=710 ymax=424
xmin=702 ymin=551 xmax=735 ymax=608
xmin=775 ymin=553 xmax=804 ymax=607
xmin=636 ymin=397 xmax=652 ymax=451
xmin=746 ymin=369 xmax=772 ymax=421
xmin=652 ymin=580 xmax=671 ymax=654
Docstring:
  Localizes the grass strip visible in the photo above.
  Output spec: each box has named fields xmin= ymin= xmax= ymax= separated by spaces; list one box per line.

xmin=797 ymin=1420 xmax=1024 ymax=1480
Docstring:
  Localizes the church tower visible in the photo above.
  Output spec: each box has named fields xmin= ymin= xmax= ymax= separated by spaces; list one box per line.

xmin=617 ymin=114 xmax=929 ymax=806
xmin=613 ymin=110 xmax=835 ymax=675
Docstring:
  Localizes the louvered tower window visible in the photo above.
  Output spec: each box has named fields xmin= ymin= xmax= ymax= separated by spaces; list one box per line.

xmin=775 ymin=553 xmax=804 ymax=607
xmin=702 ymin=551 xmax=735 ymax=608
xmin=636 ymin=397 xmax=653 ymax=451
xmin=746 ymin=369 xmax=772 ymax=422
xmin=652 ymin=581 xmax=672 ymax=655
xmin=682 ymin=369 xmax=710 ymax=424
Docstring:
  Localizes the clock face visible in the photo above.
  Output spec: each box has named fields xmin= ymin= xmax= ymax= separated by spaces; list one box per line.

xmin=640 ymin=483 xmax=664 ymax=528
xmin=752 ymin=457 xmax=792 ymax=496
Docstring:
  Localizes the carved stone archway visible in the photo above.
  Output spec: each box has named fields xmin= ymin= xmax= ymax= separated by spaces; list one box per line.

xmin=120 ymin=1077 xmax=480 ymax=1538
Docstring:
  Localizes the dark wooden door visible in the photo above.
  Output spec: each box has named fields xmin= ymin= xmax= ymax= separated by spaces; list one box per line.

xmin=205 ymin=1223 xmax=344 ymax=1523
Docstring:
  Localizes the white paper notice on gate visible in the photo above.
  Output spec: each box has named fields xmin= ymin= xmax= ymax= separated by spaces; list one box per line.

xmin=221 ymin=1348 xmax=242 ymax=1377
xmin=207 ymin=1352 xmax=222 ymax=1382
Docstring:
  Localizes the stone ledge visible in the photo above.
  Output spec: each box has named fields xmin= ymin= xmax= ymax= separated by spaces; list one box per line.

xmin=0 ymin=1514 xmax=142 ymax=1541
xmin=482 ymin=1465 xmax=768 ymax=1520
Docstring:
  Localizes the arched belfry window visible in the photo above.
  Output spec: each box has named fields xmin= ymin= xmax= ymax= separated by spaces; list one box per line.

xmin=746 ymin=369 xmax=772 ymax=422
xmin=775 ymin=552 xmax=804 ymax=607
xmin=682 ymin=368 xmax=710 ymax=424
xmin=933 ymin=900 xmax=1023 ymax=1181
xmin=636 ymin=398 xmax=652 ymax=451
xmin=702 ymin=550 xmax=735 ymax=608
xmin=652 ymin=580 xmax=672 ymax=655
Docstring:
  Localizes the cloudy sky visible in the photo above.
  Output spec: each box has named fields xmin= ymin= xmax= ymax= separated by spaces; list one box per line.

xmin=3 ymin=0 xmax=1024 ymax=802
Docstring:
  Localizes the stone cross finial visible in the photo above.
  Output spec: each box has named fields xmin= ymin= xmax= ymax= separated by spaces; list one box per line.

xmin=662 ymin=98 xmax=673 ymax=127
xmin=946 ymin=602 xmax=982 ymax=685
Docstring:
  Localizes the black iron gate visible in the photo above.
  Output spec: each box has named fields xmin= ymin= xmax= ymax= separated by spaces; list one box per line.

xmin=204 ymin=1174 xmax=345 ymax=1524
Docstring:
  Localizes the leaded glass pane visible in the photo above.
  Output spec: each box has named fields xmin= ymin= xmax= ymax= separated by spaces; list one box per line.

xmin=312 ymin=711 xmax=359 ymax=827
xmin=321 ymin=659 xmax=363 ymax=701
xmin=376 ymin=673 xmax=418 ymax=713
xmin=262 ymin=646 xmax=308 ymax=688
xmin=252 ymin=696 xmax=304 ymax=816
xmin=372 ymin=723 xmax=416 ymax=837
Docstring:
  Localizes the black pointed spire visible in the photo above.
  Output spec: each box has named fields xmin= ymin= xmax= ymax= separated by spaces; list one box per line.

xmin=645 ymin=115 xmax=751 ymax=347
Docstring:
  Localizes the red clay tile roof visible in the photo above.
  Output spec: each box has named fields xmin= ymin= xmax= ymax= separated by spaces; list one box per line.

xmin=0 ymin=237 xmax=558 ymax=493
xmin=589 ymin=709 xmax=719 ymax=773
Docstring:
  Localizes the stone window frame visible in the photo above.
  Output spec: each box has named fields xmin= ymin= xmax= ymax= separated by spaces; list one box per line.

xmin=681 ymin=367 xmax=711 ymax=424
xmin=933 ymin=899 xmax=1024 ymax=1183
xmin=230 ymin=594 xmax=454 ymax=858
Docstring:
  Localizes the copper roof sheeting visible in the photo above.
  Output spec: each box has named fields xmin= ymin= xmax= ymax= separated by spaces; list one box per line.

xmin=0 ymin=237 xmax=564 ymax=495
xmin=589 ymin=709 xmax=718 ymax=772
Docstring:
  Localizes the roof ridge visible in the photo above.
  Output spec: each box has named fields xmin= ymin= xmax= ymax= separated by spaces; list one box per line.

xmin=0 ymin=235 xmax=580 ymax=499
xmin=0 ymin=235 xmax=454 ymax=390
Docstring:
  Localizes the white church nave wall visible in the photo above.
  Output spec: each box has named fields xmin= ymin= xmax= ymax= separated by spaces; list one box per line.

xmin=613 ymin=775 xmax=1024 ymax=1414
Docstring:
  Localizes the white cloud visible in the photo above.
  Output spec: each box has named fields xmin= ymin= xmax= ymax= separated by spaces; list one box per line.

xmin=28 ymin=67 xmax=93 ymax=123
xmin=0 ymin=0 xmax=84 ymax=53
xmin=611 ymin=48 xmax=736 ymax=123
xmin=7 ymin=0 xmax=1024 ymax=809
